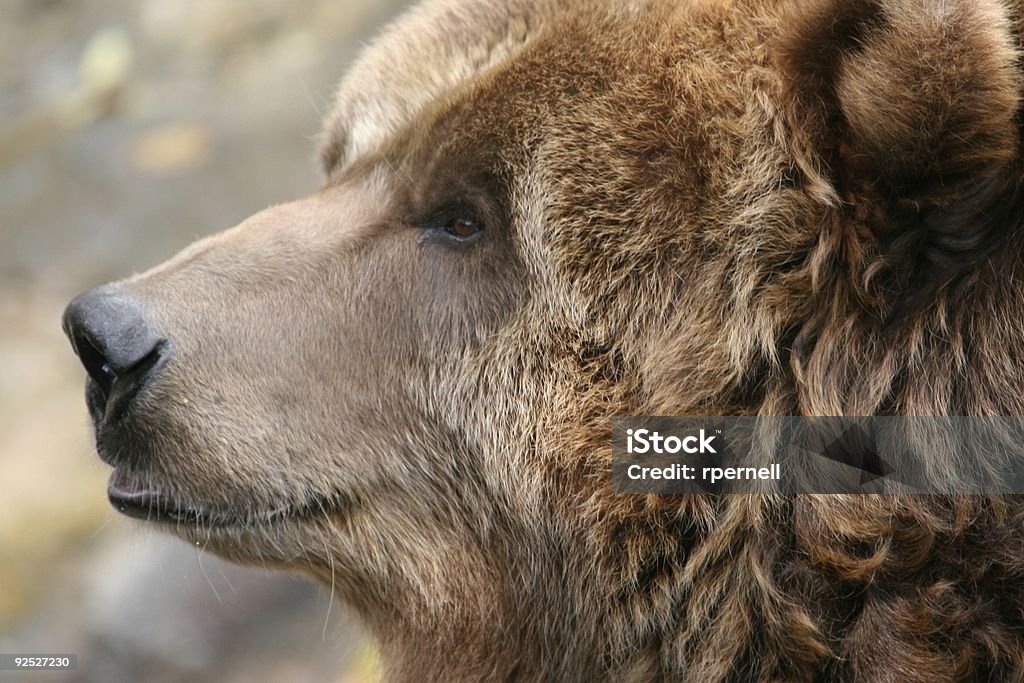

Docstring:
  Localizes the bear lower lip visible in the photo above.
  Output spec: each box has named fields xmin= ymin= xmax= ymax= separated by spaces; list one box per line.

xmin=107 ymin=468 xmax=344 ymax=528
xmin=107 ymin=468 xmax=199 ymax=523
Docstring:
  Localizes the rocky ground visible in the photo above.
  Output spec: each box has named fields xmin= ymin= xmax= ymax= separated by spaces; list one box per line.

xmin=0 ymin=1 xmax=410 ymax=680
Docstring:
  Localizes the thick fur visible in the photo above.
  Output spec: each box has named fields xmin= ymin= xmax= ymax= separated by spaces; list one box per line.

xmin=73 ymin=0 xmax=1024 ymax=680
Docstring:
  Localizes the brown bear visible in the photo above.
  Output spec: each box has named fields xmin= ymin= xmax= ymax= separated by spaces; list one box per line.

xmin=62 ymin=0 xmax=1024 ymax=680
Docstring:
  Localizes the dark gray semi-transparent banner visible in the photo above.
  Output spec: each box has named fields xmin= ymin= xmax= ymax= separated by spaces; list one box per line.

xmin=612 ymin=416 xmax=1024 ymax=494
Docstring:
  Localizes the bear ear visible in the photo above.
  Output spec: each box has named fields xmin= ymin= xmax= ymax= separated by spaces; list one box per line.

xmin=779 ymin=0 xmax=1022 ymax=209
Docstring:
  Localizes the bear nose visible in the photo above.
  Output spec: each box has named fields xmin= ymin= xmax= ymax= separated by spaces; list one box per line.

xmin=62 ymin=285 xmax=169 ymax=422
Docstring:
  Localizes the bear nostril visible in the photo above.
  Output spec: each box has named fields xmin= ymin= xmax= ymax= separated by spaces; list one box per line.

xmin=62 ymin=284 xmax=170 ymax=423
xmin=74 ymin=331 xmax=119 ymax=400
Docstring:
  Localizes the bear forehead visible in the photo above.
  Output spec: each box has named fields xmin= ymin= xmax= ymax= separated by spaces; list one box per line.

xmin=319 ymin=0 xmax=685 ymax=176
xmin=321 ymin=0 xmax=551 ymax=173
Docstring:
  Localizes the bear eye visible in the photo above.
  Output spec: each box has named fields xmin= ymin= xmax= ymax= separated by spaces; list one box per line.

xmin=445 ymin=217 xmax=482 ymax=240
xmin=419 ymin=202 xmax=489 ymax=245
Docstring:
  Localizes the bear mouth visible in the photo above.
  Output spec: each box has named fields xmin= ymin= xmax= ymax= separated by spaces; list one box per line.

xmin=107 ymin=468 xmax=207 ymax=524
xmin=107 ymin=468 xmax=338 ymax=528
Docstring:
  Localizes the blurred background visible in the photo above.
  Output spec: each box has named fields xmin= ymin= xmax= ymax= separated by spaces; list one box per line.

xmin=0 ymin=0 xmax=412 ymax=680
